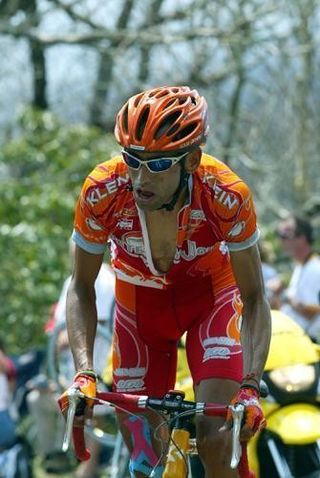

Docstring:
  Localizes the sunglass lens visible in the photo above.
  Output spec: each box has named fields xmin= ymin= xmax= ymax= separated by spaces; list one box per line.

xmin=148 ymin=159 xmax=172 ymax=172
xmin=122 ymin=152 xmax=140 ymax=169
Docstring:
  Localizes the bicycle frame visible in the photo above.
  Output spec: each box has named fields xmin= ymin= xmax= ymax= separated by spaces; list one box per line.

xmin=62 ymin=388 xmax=248 ymax=478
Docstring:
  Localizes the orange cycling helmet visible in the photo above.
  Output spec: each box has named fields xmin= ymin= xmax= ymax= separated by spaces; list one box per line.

xmin=114 ymin=86 xmax=209 ymax=152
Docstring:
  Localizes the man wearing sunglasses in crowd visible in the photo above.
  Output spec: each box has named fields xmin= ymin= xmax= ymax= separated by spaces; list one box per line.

xmin=59 ymin=86 xmax=271 ymax=478
xmin=277 ymin=215 xmax=320 ymax=343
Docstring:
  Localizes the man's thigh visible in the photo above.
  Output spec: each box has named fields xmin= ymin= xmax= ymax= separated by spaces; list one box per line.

xmin=186 ymin=285 xmax=243 ymax=385
xmin=112 ymin=299 xmax=178 ymax=396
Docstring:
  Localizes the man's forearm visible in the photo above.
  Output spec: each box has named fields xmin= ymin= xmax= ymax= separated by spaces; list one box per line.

xmin=288 ymin=298 xmax=320 ymax=320
xmin=240 ymin=296 xmax=272 ymax=381
xmin=66 ymin=280 xmax=98 ymax=372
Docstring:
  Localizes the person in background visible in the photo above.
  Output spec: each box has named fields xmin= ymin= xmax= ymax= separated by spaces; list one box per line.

xmin=277 ymin=215 xmax=320 ymax=342
xmin=0 ymin=337 xmax=17 ymax=450
xmin=258 ymin=240 xmax=283 ymax=309
xmin=27 ymin=240 xmax=115 ymax=477
xmin=54 ymin=240 xmax=115 ymax=387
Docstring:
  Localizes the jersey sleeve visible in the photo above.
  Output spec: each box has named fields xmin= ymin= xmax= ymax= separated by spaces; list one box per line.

xmin=218 ymin=181 xmax=260 ymax=251
xmin=72 ymin=175 xmax=110 ymax=255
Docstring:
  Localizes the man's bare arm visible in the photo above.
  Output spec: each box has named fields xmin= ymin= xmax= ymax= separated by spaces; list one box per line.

xmin=66 ymin=245 xmax=104 ymax=372
xmin=230 ymin=244 xmax=272 ymax=382
xmin=287 ymin=299 xmax=320 ymax=321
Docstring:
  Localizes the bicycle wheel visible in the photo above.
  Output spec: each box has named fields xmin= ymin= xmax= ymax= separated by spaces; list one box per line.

xmin=105 ymin=431 xmax=130 ymax=478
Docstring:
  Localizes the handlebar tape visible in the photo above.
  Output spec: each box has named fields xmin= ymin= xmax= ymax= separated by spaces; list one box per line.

xmin=238 ymin=444 xmax=255 ymax=478
xmin=73 ymin=426 xmax=91 ymax=461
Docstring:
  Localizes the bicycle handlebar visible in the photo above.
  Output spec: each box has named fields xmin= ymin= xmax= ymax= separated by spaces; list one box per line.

xmin=62 ymin=389 xmax=244 ymax=469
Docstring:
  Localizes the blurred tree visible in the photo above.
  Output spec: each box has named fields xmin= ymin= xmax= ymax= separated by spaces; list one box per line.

xmin=0 ymin=108 xmax=116 ymax=352
xmin=0 ymin=0 xmax=47 ymax=109
xmin=0 ymin=0 xmax=319 ymax=358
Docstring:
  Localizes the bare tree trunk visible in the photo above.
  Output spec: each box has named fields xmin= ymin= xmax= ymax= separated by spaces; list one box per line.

xmin=222 ymin=10 xmax=250 ymax=166
xmin=30 ymin=38 xmax=47 ymax=109
xmin=89 ymin=0 xmax=135 ymax=128
xmin=25 ymin=0 xmax=47 ymax=109
xmin=293 ymin=1 xmax=315 ymax=204
xmin=222 ymin=70 xmax=245 ymax=165
xmin=138 ymin=0 xmax=164 ymax=84
xmin=0 ymin=0 xmax=48 ymax=109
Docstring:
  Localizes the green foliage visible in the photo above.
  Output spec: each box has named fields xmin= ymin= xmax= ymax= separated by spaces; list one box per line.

xmin=0 ymin=108 xmax=117 ymax=352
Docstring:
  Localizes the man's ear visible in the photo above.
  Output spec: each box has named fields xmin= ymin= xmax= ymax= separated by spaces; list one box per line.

xmin=185 ymin=148 xmax=202 ymax=173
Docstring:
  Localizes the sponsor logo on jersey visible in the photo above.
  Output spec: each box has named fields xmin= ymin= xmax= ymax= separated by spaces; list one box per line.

xmin=86 ymin=218 xmax=103 ymax=231
xmin=203 ymin=337 xmax=238 ymax=347
xmin=203 ymin=347 xmax=231 ymax=360
xmin=117 ymin=219 xmax=134 ymax=230
xmin=86 ymin=174 xmax=130 ymax=206
xmin=190 ymin=209 xmax=206 ymax=220
xmin=212 ymin=183 xmax=239 ymax=210
xmin=219 ymin=241 xmax=229 ymax=255
xmin=116 ymin=379 xmax=145 ymax=392
xmin=174 ymin=240 xmax=214 ymax=262
xmin=114 ymin=367 xmax=146 ymax=377
xmin=113 ymin=235 xmax=145 ymax=256
xmin=202 ymin=335 xmax=241 ymax=362
xmin=228 ymin=221 xmax=245 ymax=237
xmin=122 ymin=208 xmax=137 ymax=216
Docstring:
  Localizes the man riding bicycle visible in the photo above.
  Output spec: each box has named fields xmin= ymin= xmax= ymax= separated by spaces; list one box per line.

xmin=59 ymin=86 xmax=271 ymax=478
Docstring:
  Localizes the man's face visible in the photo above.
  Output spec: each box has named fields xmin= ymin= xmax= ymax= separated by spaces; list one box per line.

xmin=277 ymin=218 xmax=302 ymax=257
xmin=124 ymin=150 xmax=190 ymax=211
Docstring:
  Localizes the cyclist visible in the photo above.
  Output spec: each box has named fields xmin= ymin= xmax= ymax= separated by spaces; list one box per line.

xmin=59 ymin=86 xmax=271 ymax=478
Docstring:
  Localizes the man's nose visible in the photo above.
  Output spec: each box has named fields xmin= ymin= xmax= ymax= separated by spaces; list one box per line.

xmin=136 ymin=164 xmax=152 ymax=184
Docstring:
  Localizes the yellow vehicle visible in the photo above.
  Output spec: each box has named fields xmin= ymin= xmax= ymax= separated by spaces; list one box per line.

xmin=177 ymin=310 xmax=320 ymax=478
xmin=247 ymin=310 xmax=320 ymax=478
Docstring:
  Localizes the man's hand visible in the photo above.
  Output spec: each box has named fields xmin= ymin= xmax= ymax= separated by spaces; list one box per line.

xmin=221 ymin=386 xmax=266 ymax=442
xmin=58 ymin=370 xmax=97 ymax=427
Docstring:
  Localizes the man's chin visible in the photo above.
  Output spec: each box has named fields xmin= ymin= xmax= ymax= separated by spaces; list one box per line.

xmin=135 ymin=199 xmax=159 ymax=211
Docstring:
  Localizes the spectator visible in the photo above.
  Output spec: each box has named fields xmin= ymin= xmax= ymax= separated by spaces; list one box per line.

xmin=258 ymin=240 xmax=283 ymax=309
xmin=27 ymin=241 xmax=115 ymax=476
xmin=0 ymin=337 xmax=17 ymax=449
xmin=54 ymin=240 xmax=115 ymax=386
xmin=277 ymin=215 xmax=320 ymax=342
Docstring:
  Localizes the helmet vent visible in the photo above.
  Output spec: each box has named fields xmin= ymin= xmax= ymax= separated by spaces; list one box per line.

xmin=173 ymin=122 xmax=197 ymax=141
xmin=122 ymin=104 xmax=129 ymax=133
xmin=163 ymin=99 xmax=177 ymax=109
xmin=134 ymin=93 xmax=144 ymax=107
xmin=154 ymin=89 xmax=170 ymax=99
xmin=148 ymin=88 xmax=161 ymax=97
xmin=136 ymin=106 xmax=150 ymax=141
xmin=166 ymin=123 xmax=180 ymax=137
xmin=178 ymin=97 xmax=188 ymax=105
xmin=155 ymin=112 xmax=181 ymax=139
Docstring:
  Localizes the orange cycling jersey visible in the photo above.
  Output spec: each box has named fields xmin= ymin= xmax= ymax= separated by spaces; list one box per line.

xmin=73 ymin=152 xmax=259 ymax=294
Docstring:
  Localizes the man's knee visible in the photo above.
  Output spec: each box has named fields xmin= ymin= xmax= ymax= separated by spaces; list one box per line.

xmin=196 ymin=416 xmax=231 ymax=462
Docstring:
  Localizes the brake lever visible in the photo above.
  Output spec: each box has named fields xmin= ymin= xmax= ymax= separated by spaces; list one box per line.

xmin=230 ymin=403 xmax=245 ymax=469
xmin=62 ymin=388 xmax=82 ymax=452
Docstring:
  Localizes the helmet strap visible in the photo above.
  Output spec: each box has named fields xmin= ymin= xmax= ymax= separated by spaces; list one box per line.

xmin=157 ymin=159 xmax=189 ymax=212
